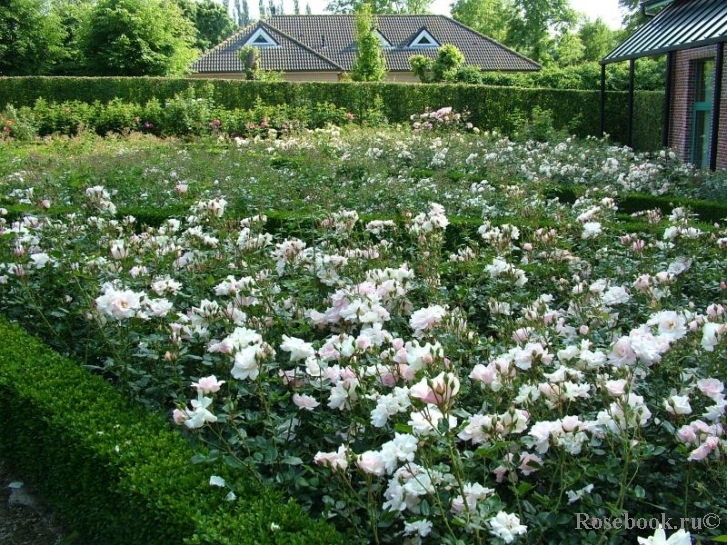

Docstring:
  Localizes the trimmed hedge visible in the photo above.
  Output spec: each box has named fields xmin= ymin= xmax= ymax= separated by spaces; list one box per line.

xmin=0 ymin=319 xmax=344 ymax=545
xmin=0 ymin=76 xmax=664 ymax=150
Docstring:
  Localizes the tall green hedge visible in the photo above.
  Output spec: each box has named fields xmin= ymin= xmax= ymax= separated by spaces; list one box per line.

xmin=0 ymin=318 xmax=343 ymax=545
xmin=0 ymin=76 xmax=665 ymax=150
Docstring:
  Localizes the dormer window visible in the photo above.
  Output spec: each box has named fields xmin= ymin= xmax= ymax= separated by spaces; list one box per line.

xmin=375 ymin=30 xmax=393 ymax=49
xmin=244 ymin=28 xmax=278 ymax=48
xmin=409 ymin=29 xmax=439 ymax=49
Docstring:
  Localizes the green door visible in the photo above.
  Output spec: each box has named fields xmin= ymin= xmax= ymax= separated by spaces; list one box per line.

xmin=692 ymin=58 xmax=715 ymax=169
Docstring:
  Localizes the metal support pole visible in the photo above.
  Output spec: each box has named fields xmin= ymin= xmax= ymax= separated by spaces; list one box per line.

xmin=710 ymin=42 xmax=724 ymax=171
xmin=600 ymin=63 xmax=607 ymax=137
xmin=628 ymin=58 xmax=635 ymax=148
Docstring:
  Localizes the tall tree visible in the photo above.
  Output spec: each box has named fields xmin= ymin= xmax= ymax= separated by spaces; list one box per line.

xmin=195 ymin=0 xmax=237 ymax=50
xmin=305 ymin=2 xmax=312 ymax=14
xmin=405 ymin=0 xmax=432 ymax=14
xmin=506 ymin=0 xmax=577 ymax=63
xmin=294 ymin=0 xmax=300 ymax=14
xmin=79 ymin=0 xmax=197 ymax=76
xmin=267 ymin=0 xmax=275 ymax=15
xmin=259 ymin=0 xmax=266 ymax=18
xmin=239 ymin=0 xmax=250 ymax=25
xmin=578 ymin=18 xmax=617 ymax=62
xmin=48 ymin=0 xmax=95 ymax=75
xmin=326 ymin=0 xmax=406 ymax=14
xmin=0 ymin=0 xmax=65 ymax=75
xmin=351 ymin=3 xmax=386 ymax=81
xmin=553 ymin=30 xmax=584 ymax=66
xmin=451 ymin=0 xmax=512 ymax=43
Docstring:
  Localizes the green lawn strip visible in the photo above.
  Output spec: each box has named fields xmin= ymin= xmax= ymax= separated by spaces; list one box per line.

xmin=0 ymin=318 xmax=343 ymax=545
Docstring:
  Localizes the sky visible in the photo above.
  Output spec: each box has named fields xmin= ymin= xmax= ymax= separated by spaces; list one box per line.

xmin=274 ymin=0 xmax=626 ymax=29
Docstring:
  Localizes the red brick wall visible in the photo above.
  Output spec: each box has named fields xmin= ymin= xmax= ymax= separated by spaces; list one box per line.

xmin=669 ymin=44 xmax=727 ymax=169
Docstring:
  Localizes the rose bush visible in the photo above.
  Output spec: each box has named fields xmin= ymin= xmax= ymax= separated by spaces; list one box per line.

xmin=0 ymin=127 xmax=725 ymax=544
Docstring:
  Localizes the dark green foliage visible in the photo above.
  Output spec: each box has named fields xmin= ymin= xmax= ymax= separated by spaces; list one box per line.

xmin=0 ymin=0 xmax=66 ymax=75
xmin=0 ymin=76 xmax=665 ymax=150
xmin=194 ymin=0 xmax=238 ymax=52
xmin=0 ymin=319 xmax=343 ymax=545
xmin=475 ymin=59 xmax=666 ymax=91
xmin=78 ymin=0 xmax=198 ymax=76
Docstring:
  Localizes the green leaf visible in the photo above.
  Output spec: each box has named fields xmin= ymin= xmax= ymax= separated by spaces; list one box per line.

xmin=394 ymin=423 xmax=413 ymax=434
xmin=281 ymin=456 xmax=303 ymax=465
xmin=223 ymin=454 xmax=243 ymax=469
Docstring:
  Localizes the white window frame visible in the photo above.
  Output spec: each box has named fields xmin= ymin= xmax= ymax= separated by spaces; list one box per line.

xmin=409 ymin=29 xmax=439 ymax=49
xmin=244 ymin=27 xmax=279 ymax=48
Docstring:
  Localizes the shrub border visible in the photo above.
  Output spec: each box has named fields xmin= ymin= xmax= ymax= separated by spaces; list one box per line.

xmin=0 ymin=318 xmax=343 ymax=545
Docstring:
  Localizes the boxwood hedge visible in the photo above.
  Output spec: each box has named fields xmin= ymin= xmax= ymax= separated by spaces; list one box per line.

xmin=0 ymin=318 xmax=343 ymax=545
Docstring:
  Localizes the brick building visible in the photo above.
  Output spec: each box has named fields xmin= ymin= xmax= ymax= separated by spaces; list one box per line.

xmin=601 ymin=0 xmax=727 ymax=170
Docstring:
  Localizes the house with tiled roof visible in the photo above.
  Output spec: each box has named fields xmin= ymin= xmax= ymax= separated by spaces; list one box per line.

xmin=190 ymin=14 xmax=541 ymax=83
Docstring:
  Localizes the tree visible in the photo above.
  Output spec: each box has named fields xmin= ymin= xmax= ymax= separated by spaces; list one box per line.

xmin=79 ymin=0 xmax=198 ymax=76
xmin=305 ymin=2 xmax=312 ymax=14
xmin=236 ymin=0 xmax=250 ymax=26
xmin=404 ymin=0 xmax=432 ymax=14
xmin=554 ymin=30 xmax=584 ymax=66
xmin=351 ymin=3 xmax=386 ymax=81
xmin=195 ymin=0 xmax=237 ymax=51
xmin=506 ymin=0 xmax=577 ymax=63
xmin=326 ymin=0 xmax=415 ymax=14
xmin=294 ymin=0 xmax=300 ymax=14
xmin=578 ymin=18 xmax=617 ymax=62
xmin=433 ymin=44 xmax=465 ymax=80
xmin=410 ymin=44 xmax=467 ymax=82
xmin=47 ymin=0 xmax=95 ymax=75
xmin=451 ymin=0 xmax=512 ymax=43
xmin=0 ymin=0 xmax=65 ymax=75
xmin=236 ymin=44 xmax=283 ymax=80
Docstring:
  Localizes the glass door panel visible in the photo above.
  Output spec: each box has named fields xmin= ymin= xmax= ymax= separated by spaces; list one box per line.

xmin=692 ymin=59 xmax=715 ymax=168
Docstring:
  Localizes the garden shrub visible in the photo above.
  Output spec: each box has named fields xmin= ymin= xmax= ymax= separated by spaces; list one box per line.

xmin=0 ymin=318 xmax=343 ymax=545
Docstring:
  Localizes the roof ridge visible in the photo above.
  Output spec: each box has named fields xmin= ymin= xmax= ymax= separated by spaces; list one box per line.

xmin=259 ymin=20 xmax=345 ymax=71
xmin=445 ymin=17 xmax=542 ymax=70
xmin=196 ymin=21 xmax=257 ymax=60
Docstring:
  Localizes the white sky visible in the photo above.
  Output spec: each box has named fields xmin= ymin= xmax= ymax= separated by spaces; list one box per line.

xmin=269 ymin=0 xmax=626 ymax=29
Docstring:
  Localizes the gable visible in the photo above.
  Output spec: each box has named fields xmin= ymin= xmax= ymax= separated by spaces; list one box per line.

xmin=245 ymin=28 xmax=279 ymax=48
xmin=408 ymin=29 xmax=440 ymax=49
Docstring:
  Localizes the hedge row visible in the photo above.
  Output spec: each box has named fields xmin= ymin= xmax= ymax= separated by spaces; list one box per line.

xmin=0 ymin=76 xmax=665 ymax=150
xmin=0 ymin=319 xmax=343 ymax=545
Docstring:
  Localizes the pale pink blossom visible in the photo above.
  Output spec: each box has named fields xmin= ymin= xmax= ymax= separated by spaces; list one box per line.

xmin=605 ymin=379 xmax=628 ymax=397
xmin=697 ymin=378 xmax=724 ymax=399
xmin=356 ymin=451 xmax=387 ymax=476
xmin=192 ymin=375 xmax=225 ymax=394
xmin=665 ymin=394 xmax=692 ymax=415
xmin=314 ymin=445 xmax=349 ymax=471
xmin=687 ymin=436 xmax=720 ymax=461
xmin=293 ymin=393 xmax=320 ymax=411
xmin=409 ymin=304 xmax=447 ymax=336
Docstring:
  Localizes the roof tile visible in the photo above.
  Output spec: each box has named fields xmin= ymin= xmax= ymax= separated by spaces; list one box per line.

xmin=192 ymin=15 xmax=541 ymax=74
